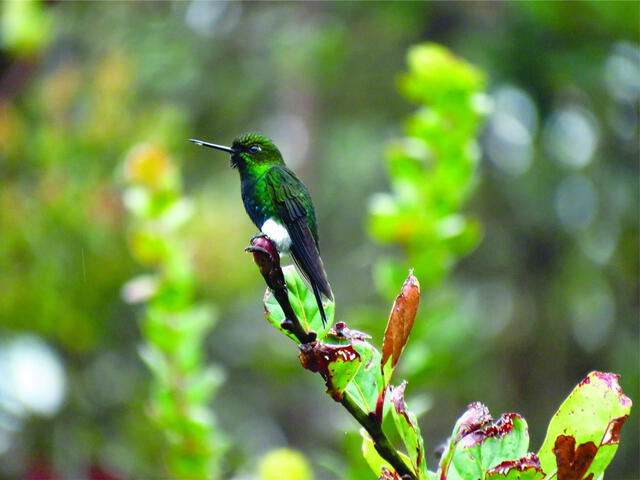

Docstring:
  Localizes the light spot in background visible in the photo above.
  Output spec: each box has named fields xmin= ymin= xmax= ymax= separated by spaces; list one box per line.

xmin=555 ymin=174 xmax=598 ymax=232
xmin=263 ymin=115 xmax=310 ymax=168
xmin=604 ymin=42 xmax=640 ymax=103
xmin=569 ymin=278 xmax=614 ymax=352
xmin=579 ymin=220 xmax=619 ymax=265
xmin=0 ymin=336 xmax=66 ymax=417
xmin=603 ymin=42 xmax=640 ymax=143
xmin=606 ymin=102 xmax=638 ymax=142
xmin=543 ymin=106 xmax=599 ymax=169
xmin=462 ymin=280 xmax=515 ymax=336
xmin=121 ymin=274 xmax=158 ymax=304
xmin=485 ymin=85 xmax=537 ymax=175
xmin=184 ymin=1 xmax=241 ymax=37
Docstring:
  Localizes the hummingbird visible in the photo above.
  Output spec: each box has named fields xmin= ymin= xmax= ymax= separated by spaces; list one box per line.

xmin=190 ymin=133 xmax=333 ymax=324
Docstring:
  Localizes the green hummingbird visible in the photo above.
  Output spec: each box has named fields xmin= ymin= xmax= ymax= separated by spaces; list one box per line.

xmin=190 ymin=133 xmax=333 ymax=324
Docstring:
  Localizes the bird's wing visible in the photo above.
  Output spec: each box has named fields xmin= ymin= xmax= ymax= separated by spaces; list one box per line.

xmin=265 ymin=166 xmax=333 ymax=303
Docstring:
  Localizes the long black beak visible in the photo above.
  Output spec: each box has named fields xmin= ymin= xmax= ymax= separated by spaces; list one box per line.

xmin=189 ymin=138 xmax=234 ymax=153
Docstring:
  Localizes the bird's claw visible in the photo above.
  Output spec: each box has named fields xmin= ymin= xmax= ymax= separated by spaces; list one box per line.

xmin=245 ymin=245 xmax=270 ymax=255
xmin=250 ymin=232 xmax=269 ymax=242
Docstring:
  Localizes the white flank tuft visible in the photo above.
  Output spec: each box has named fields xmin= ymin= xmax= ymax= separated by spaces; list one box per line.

xmin=261 ymin=218 xmax=292 ymax=252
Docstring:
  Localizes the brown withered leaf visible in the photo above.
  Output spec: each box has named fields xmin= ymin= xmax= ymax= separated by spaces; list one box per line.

xmin=601 ymin=415 xmax=628 ymax=445
xmin=378 ymin=466 xmax=402 ymax=479
xmin=454 ymin=401 xmax=492 ymax=443
xmin=553 ymin=435 xmax=597 ymax=480
xmin=381 ymin=270 xmax=420 ymax=370
xmin=486 ymin=452 xmax=544 ymax=478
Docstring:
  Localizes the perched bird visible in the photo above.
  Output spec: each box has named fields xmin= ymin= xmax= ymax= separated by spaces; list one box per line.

xmin=190 ymin=133 xmax=333 ymax=324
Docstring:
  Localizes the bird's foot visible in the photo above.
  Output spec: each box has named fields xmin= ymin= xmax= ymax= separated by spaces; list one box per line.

xmin=250 ymin=232 xmax=270 ymax=242
xmin=244 ymin=245 xmax=270 ymax=256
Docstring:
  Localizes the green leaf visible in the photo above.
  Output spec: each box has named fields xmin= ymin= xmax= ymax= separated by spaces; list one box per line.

xmin=264 ymin=265 xmax=333 ymax=342
xmin=439 ymin=403 xmax=532 ymax=480
xmin=326 ymin=345 xmax=362 ymax=400
xmin=476 ymin=414 xmax=530 ymax=471
xmin=537 ymin=371 xmax=632 ymax=480
xmin=361 ymin=429 xmax=394 ymax=476
xmin=360 ymin=429 xmax=412 ymax=478
xmin=389 ymin=381 xmax=428 ymax=477
xmin=345 ymin=340 xmax=384 ymax=413
xmin=437 ymin=402 xmax=491 ymax=479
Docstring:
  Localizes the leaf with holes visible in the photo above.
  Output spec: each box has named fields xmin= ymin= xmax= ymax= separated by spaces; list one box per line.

xmin=537 ymin=371 xmax=632 ymax=480
xmin=485 ymin=453 xmax=545 ymax=480
xmin=298 ymin=342 xmax=361 ymax=401
xmin=438 ymin=403 xmax=531 ymax=480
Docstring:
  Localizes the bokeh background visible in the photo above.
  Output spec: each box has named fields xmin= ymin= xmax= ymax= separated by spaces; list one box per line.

xmin=0 ymin=1 xmax=638 ymax=479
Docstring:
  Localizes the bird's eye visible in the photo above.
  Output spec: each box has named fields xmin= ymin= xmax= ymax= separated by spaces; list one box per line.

xmin=249 ymin=145 xmax=261 ymax=154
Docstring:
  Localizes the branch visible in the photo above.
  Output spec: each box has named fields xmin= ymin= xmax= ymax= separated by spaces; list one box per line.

xmin=246 ymin=236 xmax=316 ymax=344
xmin=247 ymin=235 xmax=416 ymax=479
xmin=341 ymin=393 xmax=416 ymax=479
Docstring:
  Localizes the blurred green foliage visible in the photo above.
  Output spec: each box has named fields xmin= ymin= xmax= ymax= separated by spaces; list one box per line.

xmin=259 ymin=448 xmax=313 ymax=480
xmin=2 ymin=0 xmax=51 ymax=56
xmin=370 ymin=43 xmax=485 ymax=291
xmin=123 ymin=143 xmax=224 ymax=478
xmin=0 ymin=1 xmax=637 ymax=479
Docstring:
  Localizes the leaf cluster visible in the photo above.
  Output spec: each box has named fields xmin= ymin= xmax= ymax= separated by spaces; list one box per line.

xmin=256 ymin=250 xmax=631 ymax=480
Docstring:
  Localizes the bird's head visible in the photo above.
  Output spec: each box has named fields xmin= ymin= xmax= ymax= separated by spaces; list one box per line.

xmin=190 ymin=133 xmax=284 ymax=170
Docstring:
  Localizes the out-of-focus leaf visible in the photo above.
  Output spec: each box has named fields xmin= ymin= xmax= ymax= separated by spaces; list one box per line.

xmin=185 ymin=366 xmax=225 ymax=405
xmin=124 ymin=143 xmax=176 ymax=191
xmin=381 ymin=270 xmax=420 ymax=376
xmin=138 ymin=344 xmax=170 ymax=386
xmin=400 ymin=44 xmax=486 ymax=106
xmin=537 ymin=371 xmax=632 ymax=480
xmin=264 ymin=265 xmax=333 ymax=342
xmin=2 ymin=0 xmax=52 ymax=56
xmin=259 ymin=448 xmax=313 ymax=480
xmin=485 ymin=453 xmax=545 ymax=480
xmin=389 ymin=381 xmax=428 ymax=477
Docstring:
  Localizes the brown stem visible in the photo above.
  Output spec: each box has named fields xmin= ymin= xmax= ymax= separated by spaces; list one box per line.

xmin=246 ymin=237 xmax=315 ymax=344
